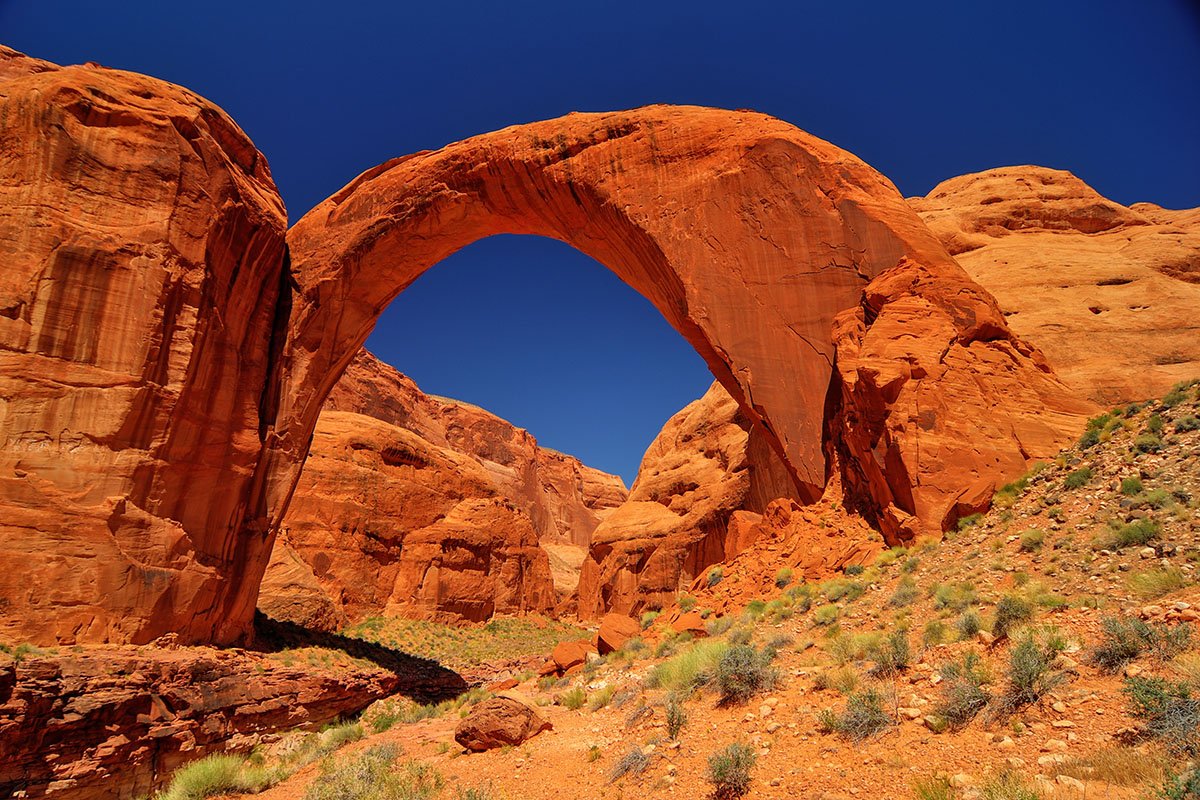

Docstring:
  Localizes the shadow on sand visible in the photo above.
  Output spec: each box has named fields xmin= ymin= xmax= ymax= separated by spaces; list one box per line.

xmin=253 ymin=612 xmax=469 ymax=703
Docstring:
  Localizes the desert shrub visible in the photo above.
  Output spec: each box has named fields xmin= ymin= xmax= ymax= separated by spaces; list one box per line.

xmin=957 ymin=610 xmax=982 ymax=640
xmin=889 ymin=577 xmax=919 ymax=608
xmin=716 ymin=645 xmax=778 ymax=704
xmin=706 ymin=616 xmax=735 ymax=637
xmin=923 ymin=620 xmax=947 ymax=647
xmin=640 ymin=610 xmax=660 ymax=630
xmin=1136 ymin=433 xmax=1165 ymax=454
xmin=933 ymin=582 xmax=978 ymax=611
xmin=902 ymin=555 xmax=920 ymax=574
xmin=1111 ymin=518 xmax=1162 ymax=550
xmin=1119 ymin=477 xmax=1145 ymax=498
xmin=1148 ymin=414 xmax=1165 ymax=434
xmin=561 ymin=687 xmax=586 ymax=710
xmin=774 ymin=567 xmax=794 ymax=588
xmin=764 ymin=598 xmax=794 ymax=623
xmin=935 ymin=651 xmax=990 ymax=729
xmin=957 ymin=513 xmax=984 ymax=531
xmin=156 ymin=755 xmax=280 ymax=800
xmin=589 ymin=685 xmax=615 ymax=711
xmin=678 ymin=594 xmax=697 ymax=612
xmin=845 ymin=563 xmax=865 ymax=576
xmin=1018 ymin=529 xmax=1045 ymax=552
xmin=912 ymin=775 xmax=957 ymax=800
xmin=992 ymin=595 xmax=1034 ymax=638
xmin=1125 ymin=675 xmax=1200 ymax=754
xmin=1130 ymin=567 xmax=1188 ymax=599
xmin=995 ymin=635 xmax=1062 ymax=716
xmin=813 ymin=665 xmax=859 ymax=695
xmin=1051 ymin=745 xmax=1165 ymax=787
xmin=707 ymin=742 xmax=756 ymax=799
xmin=786 ymin=583 xmax=813 ymax=612
xmin=665 ymin=693 xmax=687 ymax=739
xmin=646 ymin=639 xmax=729 ymax=694
xmin=869 ymin=629 xmax=911 ymax=677
xmin=1177 ymin=415 xmax=1200 ymax=433
xmin=304 ymin=745 xmax=442 ymax=800
xmin=819 ymin=689 xmax=893 ymax=741
xmin=1162 ymin=386 xmax=1190 ymax=408
xmin=977 ymin=770 xmax=1042 ymax=800
xmin=609 ymin=745 xmax=651 ymax=783
xmin=821 ymin=578 xmax=865 ymax=602
xmin=814 ymin=604 xmax=840 ymax=626
xmin=1091 ymin=616 xmax=1193 ymax=672
xmin=1063 ymin=467 xmax=1093 ymax=490
xmin=707 ymin=566 xmax=724 ymax=588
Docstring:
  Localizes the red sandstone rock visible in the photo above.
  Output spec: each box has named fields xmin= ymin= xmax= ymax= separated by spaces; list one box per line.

xmin=910 ymin=166 xmax=1200 ymax=403
xmin=454 ymin=694 xmax=552 ymax=752
xmin=669 ymin=611 xmax=709 ymax=638
xmin=0 ymin=47 xmax=288 ymax=645
xmin=0 ymin=646 xmax=398 ymax=799
xmin=550 ymin=639 xmax=596 ymax=673
xmin=261 ymin=409 xmax=557 ymax=625
xmin=596 ymin=613 xmax=641 ymax=654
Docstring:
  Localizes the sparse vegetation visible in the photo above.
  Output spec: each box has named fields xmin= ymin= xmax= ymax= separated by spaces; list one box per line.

xmin=819 ymin=689 xmax=894 ymax=741
xmin=1130 ymin=567 xmax=1188 ymax=599
xmin=706 ymin=742 xmax=756 ymax=799
xmin=889 ymin=577 xmax=919 ymax=608
xmin=1018 ymin=529 xmax=1045 ymax=552
xmin=774 ymin=567 xmax=793 ymax=588
xmin=345 ymin=615 xmax=588 ymax=669
xmin=609 ymin=745 xmax=651 ymax=783
xmin=1062 ymin=466 xmax=1093 ymax=490
xmin=992 ymin=595 xmax=1033 ymax=638
xmin=995 ymin=634 xmax=1062 ymax=716
xmin=1091 ymin=616 xmax=1193 ymax=672
xmin=304 ymin=745 xmax=443 ymax=800
xmin=1125 ymin=675 xmax=1200 ymax=754
xmin=665 ymin=693 xmax=687 ymax=739
xmin=646 ymin=639 xmax=729 ymax=695
xmin=716 ymin=644 xmax=778 ymax=704
xmin=935 ymin=651 xmax=990 ymax=729
xmin=561 ymin=686 xmax=586 ymax=710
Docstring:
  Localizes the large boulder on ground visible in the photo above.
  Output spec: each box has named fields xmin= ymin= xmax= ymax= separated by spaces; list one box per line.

xmin=550 ymin=640 xmax=597 ymax=674
xmin=596 ymin=613 xmax=641 ymax=655
xmin=454 ymin=695 xmax=552 ymax=752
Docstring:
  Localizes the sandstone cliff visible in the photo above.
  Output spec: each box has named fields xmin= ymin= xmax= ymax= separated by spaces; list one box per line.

xmin=258 ymin=352 xmax=626 ymax=628
xmin=910 ymin=166 xmax=1200 ymax=404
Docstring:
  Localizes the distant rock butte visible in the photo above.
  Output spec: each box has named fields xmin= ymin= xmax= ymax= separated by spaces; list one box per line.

xmin=910 ymin=166 xmax=1200 ymax=404
xmin=258 ymin=351 xmax=626 ymax=628
xmin=0 ymin=46 xmax=1090 ymax=645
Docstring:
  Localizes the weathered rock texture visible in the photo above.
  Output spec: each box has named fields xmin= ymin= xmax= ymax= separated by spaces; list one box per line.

xmin=0 ymin=646 xmax=398 ymax=800
xmin=453 ymin=693 xmax=551 ymax=752
xmin=0 ymin=47 xmax=288 ymax=645
xmin=0 ymin=46 xmax=1089 ymax=644
xmin=258 ymin=351 xmax=625 ymax=627
xmin=910 ymin=167 xmax=1200 ymax=404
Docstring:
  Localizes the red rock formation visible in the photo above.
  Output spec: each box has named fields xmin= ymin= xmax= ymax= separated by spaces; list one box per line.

xmin=910 ymin=167 xmax=1200 ymax=403
xmin=0 ymin=46 xmax=1090 ymax=644
xmin=596 ymin=613 xmax=641 ymax=654
xmin=453 ymin=694 xmax=552 ymax=752
xmin=0 ymin=47 xmax=288 ymax=645
xmin=261 ymin=410 xmax=556 ymax=625
xmin=0 ymin=646 xmax=398 ymax=799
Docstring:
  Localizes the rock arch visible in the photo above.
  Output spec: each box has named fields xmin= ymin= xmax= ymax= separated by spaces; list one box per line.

xmin=0 ymin=49 xmax=1088 ymax=646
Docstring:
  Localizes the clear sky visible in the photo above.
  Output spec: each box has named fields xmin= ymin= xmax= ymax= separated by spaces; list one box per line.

xmin=3 ymin=1 xmax=1198 ymax=484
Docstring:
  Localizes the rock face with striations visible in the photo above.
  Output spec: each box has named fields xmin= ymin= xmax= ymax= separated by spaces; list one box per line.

xmin=0 ymin=46 xmax=1091 ymax=644
xmin=0 ymin=46 xmax=289 ymax=645
xmin=910 ymin=166 xmax=1200 ymax=404
xmin=257 ymin=350 xmax=624 ymax=628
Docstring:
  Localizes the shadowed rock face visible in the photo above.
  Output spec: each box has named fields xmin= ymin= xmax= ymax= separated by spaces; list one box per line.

xmin=0 ymin=47 xmax=1090 ymax=645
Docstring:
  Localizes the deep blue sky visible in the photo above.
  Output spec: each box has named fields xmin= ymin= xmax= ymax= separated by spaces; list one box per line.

xmin=3 ymin=1 xmax=1198 ymax=484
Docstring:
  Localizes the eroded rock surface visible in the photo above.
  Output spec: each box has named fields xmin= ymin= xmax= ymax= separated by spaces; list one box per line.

xmin=453 ymin=694 xmax=552 ymax=752
xmin=0 ymin=646 xmax=398 ymax=799
xmin=910 ymin=166 xmax=1200 ymax=403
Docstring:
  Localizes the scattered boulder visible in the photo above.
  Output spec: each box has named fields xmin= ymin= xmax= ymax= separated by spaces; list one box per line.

xmin=597 ymin=613 xmax=641 ymax=655
xmin=551 ymin=640 xmax=597 ymax=674
xmin=454 ymin=694 xmax=552 ymax=752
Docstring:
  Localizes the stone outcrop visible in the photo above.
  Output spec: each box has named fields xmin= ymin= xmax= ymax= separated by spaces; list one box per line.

xmin=453 ymin=694 xmax=552 ymax=752
xmin=0 ymin=645 xmax=399 ymax=800
xmin=0 ymin=46 xmax=1091 ymax=644
xmin=575 ymin=382 xmax=778 ymax=617
xmin=0 ymin=47 xmax=288 ymax=646
xmin=910 ymin=166 xmax=1200 ymax=404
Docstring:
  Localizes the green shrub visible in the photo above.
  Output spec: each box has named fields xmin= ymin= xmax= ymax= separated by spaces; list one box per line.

xmin=744 ymin=599 xmax=766 ymax=618
xmin=1136 ymin=433 xmax=1165 ymax=454
xmin=1130 ymin=567 xmax=1188 ymax=599
xmin=819 ymin=689 xmax=894 ymax=741
xmin=933 ymin=582 xmax=978 ymax=611
xmin=1148 ymin=414 xmax=1165 ymax=434
xmin=1103 ymin=518 xmax=1161 ymax=550
xmin=304 ymin=745 xmax=442 ymax=800
xmin=869 ymin=629 xmax=911 ymax=677
xmin=707 ymin=566 xmax=724 ymax=588
xmin=1063 ymin=467 xmax=1093 ymax=490
xmin=774 ymin=567 xmax=793 ymax=588
xmin=821 ymin=578 xmax=866 ymax=602
xmin=1162 ymin=386 xmax=1190 ymax=408
xmin=1177 ymin=416 xmax=1200 ymax=433
xmin=640 ymin=610 xmax=660 ymax=630
xmin=996 ymin=635 xmax=1062 ymax=716
xmin=814 ymin=604 xmax=840 ymax=626
xmin=1121 ymin=476 xmax=1145 ymax=496
xmin=912 ymin=775 xmax=958 ymax=800
xmin=1091 ymin=616 xmax=1193 ymax=673
xmin=678 ymin=594 xmax=697 ymax=612
xmin=561 ymin=687 xmax=586 ymax=710
xmin=646 ymin=640 xmax=729 ymax=694
xmin=889 ymin=577 xmax=919 ymax=608
xmin=1125 ymin=675 xmax=1200 ymax=754
xmin=589 ymin=685 xmax=615 ymax=711
xmin=665 ymin=693 xmax=687 ymax=739
xmin=978 ymin=770 xmax=1042 ymax=800
xmin=935 ymin=651 xmax=990 ymax=729
xmin=923 ymin=620 xmax=947 ymax=647
xmin=716 ymin=645 xmax=778 ymax=704
xmin=156 ymin=755 xmax=280 ymax=800
xmin=845 ymin=564 xmax=865 ymax=576
xmin=957 ymin=513 xmax=984 ymax=531
xmin=1018 ymin=529 xmax=1045 ymax=552
xmin=707 ymin=742 xmax=756 ymax=799
xmin=992 ymin=595 xmax=1034 ymax=638
xmin=957 ymin=610 xmax=982 ymax=640
xmin=1079 ymin=428 xmax=1100 ymax=449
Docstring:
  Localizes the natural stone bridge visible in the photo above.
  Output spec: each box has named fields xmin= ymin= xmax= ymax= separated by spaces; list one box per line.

xmin=0 ymin=47 xmax=1088 ymax=645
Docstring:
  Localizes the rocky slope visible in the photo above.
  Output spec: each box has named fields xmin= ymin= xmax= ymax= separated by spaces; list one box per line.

xmin=259 ymin=351 xmax=626 ymax=628
xmin=911 ymin=166 xmax=1200 ymax=404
